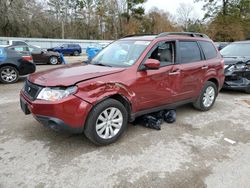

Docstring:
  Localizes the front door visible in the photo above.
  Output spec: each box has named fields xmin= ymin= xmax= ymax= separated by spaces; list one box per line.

xmin=132 ymin=41 xmax=179 ymax=111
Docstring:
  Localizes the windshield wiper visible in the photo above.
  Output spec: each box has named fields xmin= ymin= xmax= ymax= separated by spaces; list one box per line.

xmin=94 ymin=62 xmax=113 ymax=67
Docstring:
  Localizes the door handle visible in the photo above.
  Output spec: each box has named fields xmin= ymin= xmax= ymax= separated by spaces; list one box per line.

xmin=169 ymin=70 xmax=180 ymax=75
xmin=201 ymin=65 xmax=208 ymax=70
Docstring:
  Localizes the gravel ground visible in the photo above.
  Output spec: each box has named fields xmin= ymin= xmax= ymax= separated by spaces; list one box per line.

xmin=0 ymin=57 xmax=250 ymax=188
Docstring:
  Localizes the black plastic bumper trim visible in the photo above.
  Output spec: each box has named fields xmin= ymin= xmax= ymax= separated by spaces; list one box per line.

xmin=34 ymin=115 xmax=83 ymax=134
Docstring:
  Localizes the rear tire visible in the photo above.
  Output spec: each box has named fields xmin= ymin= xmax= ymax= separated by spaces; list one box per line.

xmin=49 ymin=56 xmax=59 ymax=65
xmin=84 ymin=99 xmax=128 ymax=145
xmin=193 ymin=81 xmax=217 ymax=111
xmin=73 ymin=51 xmax=80 ymax=56
xmin=0 ymin=66 xmax=19 ymax=84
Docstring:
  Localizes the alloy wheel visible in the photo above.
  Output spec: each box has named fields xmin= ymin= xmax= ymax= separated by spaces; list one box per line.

xmin=0 ymin=67 xmax=17 ymax=83
xmin=50 ymin=57 xmax=58 ymax=65
xmin=202 ymin=86 xmax=215 ymax=107
xmin=95 ymin=107 xmax=123 ymax=139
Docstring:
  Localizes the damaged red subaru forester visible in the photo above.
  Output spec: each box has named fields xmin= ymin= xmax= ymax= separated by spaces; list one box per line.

xmin=20 ymin=32 xmax=225 ymax=145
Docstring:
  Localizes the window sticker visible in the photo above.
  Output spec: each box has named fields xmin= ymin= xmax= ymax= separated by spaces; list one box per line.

xmin=134 ymin=41 xmax=151 ymax=45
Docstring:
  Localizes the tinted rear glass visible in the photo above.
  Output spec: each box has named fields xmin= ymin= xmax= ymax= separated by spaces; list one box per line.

xmin=199 ymin=41 xmax=217 ymax=59
xmin=179 ymin=41 xmax=202 ymax=63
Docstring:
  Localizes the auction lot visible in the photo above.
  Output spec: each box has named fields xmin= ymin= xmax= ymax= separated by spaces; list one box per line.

xmin=0 ymin=56 xmax=250 ymax=188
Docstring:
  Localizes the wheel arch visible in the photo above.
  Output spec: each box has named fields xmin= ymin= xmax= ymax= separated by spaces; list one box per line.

xmin=207 ymin=78 xmax=219 ymax=88
xmin=0 ymin=63 xmax=19 ymax=70
xmin=93 ymin=94 xmax=133 ymax=122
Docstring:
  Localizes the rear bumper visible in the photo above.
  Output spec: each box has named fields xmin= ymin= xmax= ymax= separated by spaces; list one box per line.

xmin=19 ymin=62 xmax=36 ymax=75
xmin=20 ymin=90 xmax=93 ymax=133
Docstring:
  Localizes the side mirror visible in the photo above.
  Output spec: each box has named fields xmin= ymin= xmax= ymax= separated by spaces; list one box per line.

xmin=144 ymin=59 xmax=160 ymax=70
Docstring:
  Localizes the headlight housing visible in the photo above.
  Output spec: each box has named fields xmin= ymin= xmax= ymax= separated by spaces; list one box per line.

xmin=37 ymin=86 xmax=77 ymax=101
xmin=226 ymin=63 xmax=249 ymax=72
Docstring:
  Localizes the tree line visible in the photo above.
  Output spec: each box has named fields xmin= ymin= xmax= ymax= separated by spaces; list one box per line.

xmin=0 ymin=0 xmax=249 ymax=41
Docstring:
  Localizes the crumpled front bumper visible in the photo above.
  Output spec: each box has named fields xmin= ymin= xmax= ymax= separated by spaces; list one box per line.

xmin=223 ymin=69 xmax=250 ymax=92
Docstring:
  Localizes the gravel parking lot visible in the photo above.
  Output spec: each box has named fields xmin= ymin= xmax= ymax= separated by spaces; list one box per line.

xmin=0 ymin=56 xmax=250 ymax=188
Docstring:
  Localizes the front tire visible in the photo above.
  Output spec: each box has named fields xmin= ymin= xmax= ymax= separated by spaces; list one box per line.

xmin=193 ymin=81 xmax=217 ymax=111
xmin=0 ymin=66 xmax=19 ymax=84
xmin=84 ymin=99 xmax=128 ymax=145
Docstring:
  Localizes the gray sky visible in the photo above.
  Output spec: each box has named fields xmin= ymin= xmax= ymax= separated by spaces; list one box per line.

xmin=143 ymin=0 xmax=206 ymax=19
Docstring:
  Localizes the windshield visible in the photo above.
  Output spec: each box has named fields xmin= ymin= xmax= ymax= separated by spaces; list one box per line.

xmin=220 ymin=43 xmax=250 ymax=57
xmin=91 ymin=40 xmax=151 ymax=67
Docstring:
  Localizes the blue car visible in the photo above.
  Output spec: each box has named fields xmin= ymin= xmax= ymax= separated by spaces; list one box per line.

xmin=47 ymin=44 xmax=82 ymax=56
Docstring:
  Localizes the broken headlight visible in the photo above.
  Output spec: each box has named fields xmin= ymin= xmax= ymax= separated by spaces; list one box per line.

xmin=226 ymin=61 xmax=250 ymax=72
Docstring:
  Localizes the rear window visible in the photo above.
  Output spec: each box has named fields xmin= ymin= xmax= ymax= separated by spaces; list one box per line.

xmin=12 ymin=41 xmax=27 ymax=45
xmin=9 ymin=46 xmax=29 ymax=52
xmin=69 ymin=44 xmax=79 ymax=48
xmin=179 ymin=41 xmax=202 ymax=63
xmin=199 ymin=41 xmax=217 ymax=59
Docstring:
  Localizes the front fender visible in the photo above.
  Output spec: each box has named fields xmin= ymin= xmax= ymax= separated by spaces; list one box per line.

xmin=75 ymin=81 xmax=136 ymax=111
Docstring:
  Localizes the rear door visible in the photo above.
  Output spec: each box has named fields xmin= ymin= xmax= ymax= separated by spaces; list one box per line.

xmin=173 ymin=40 xmax=207 ymax=101
xmin=68 ymin=44 xmax=75 ymax=54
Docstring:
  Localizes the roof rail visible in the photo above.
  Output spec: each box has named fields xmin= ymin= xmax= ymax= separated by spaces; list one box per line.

xmin=157 ymin=32 xmax=209 ymax=38
xmin=122 ymin=34 xmax=156 ymax=38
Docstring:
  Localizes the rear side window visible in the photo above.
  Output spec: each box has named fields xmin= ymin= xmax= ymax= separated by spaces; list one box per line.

xmin=179 ymin=41 xmax=202 ymax=63
xmin=10 ymin=46 xmax=28 ymax=52
xmin=199 ymin=41 xmax=217 ymax=59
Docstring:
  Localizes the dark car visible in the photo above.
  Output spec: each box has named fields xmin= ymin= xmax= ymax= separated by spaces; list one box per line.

xmin=220 ymin=41 xmax=250 ymax=93
xmin=47 ymin=44 xmax=82 ymax=56
xmin=0 ymin=46 xmax=35 ymax=83
xmin=8 ymin=45 xmax=62 ymax=65
xmin=20 ymin=32 xmax=224 ymax=145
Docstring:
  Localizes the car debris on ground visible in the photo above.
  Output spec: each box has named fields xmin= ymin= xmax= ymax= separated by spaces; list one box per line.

xmin=134 ymin=110 xmax=177 ymax=130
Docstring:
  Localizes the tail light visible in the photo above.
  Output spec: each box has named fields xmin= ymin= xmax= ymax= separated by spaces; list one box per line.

xmin=22 ymin=56 xmax=33 ymax=62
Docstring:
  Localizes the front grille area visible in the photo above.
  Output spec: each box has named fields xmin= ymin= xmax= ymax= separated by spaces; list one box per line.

xmin=24 ymin=80 xmax=43 ymax=101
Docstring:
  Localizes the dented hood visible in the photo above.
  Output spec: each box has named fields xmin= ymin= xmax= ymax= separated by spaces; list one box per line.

xmin=223 ymin=56 xmax=250 ymax=65
xmin=28 ymin=63 xmax=125 ymax=87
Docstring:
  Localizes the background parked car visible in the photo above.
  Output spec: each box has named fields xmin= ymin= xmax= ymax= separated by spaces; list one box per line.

xmin=8 ymin=45 xmax=62 ymax=65
xmin=0 ymin=46 xmax=35 ymax=83
xmin=220 ymin=40 xmax=250 ymax=93
xmin=215 ymin=42 xmax=230 ymax=51
xmin=47 ymin=44 xmax=82 ymax=56
xmin=86 ymin=42 xmax=110 ymax=60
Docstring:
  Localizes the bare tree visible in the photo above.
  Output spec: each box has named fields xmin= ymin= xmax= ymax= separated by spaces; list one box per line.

xmin=176 ymin=3 xmax=195 ymax=31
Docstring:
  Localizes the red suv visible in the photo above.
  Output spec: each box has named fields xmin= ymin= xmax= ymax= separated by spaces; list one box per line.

xmin=20 ymin=32 xmax=225 ymax=145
